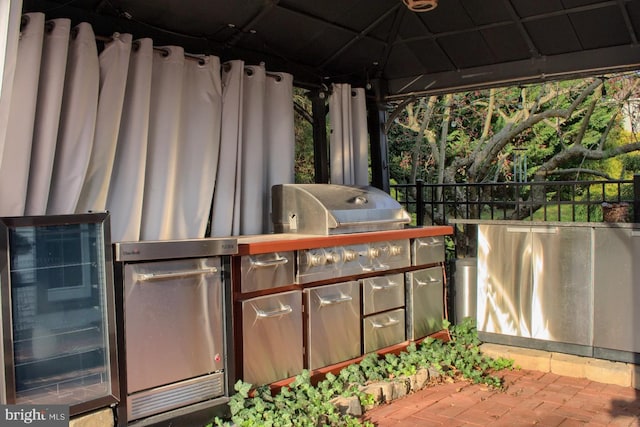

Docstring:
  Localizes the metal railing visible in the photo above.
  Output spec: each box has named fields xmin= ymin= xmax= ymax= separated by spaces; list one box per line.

xmin=391 ymin=175 xmax=640 ymax=226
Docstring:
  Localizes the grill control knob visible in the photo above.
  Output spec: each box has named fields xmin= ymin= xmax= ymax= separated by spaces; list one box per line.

xmin=306 ymin=252 xmax=326 ymax=267
xmin=325 ymin=251 xmax=341 ymax=264
xmin=368 ymin=247 xmax=381 ymax=258
xmin=343 ymin=249 xmax=358 ymax=262
xmin=389 ymin=245 xmax=403 ymax=256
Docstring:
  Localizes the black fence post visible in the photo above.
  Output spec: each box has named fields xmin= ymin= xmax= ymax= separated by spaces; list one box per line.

xmin=416 ymin=179 xmax=424 ymax=226
xmin=634 ymin=175 xmax=640 ymax=223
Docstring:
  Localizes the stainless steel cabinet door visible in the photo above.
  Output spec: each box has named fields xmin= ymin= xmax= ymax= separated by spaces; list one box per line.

xmin=304 ymin=281 xmax=361 ymax=370
xmin=242 ymin=291 xmax=303 ymax=386
xmin=593 ymin=228 xmax=640 ymax=354
xmin=530 ymin=226 xmax=592 ymax=345
xmin=124 ymin=257 xmax=224 ymax=393
xmin=405 ymin=267 xmax=444 ymax=340
xmin=477 ymin=225 xmax=532 ymax=337
xmin=363 ymin=308 xmax=406 ymax=353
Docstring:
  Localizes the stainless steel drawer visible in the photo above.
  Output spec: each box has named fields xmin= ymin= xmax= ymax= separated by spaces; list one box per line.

xmin=363 ymin=308 xmax=406 ymax=353
xmin=361 ymin=273 xmax=404 ymax=316
xmin=240 ymin=251 xmax=295 ymax=293
xmin=304 ymin=281 xmax=361 ymax=370
xmin=412 ymin=236 xmax=445 ymax=266
xmin=241 ymin=290 xmax=303 ymax=386
xmin=406 ymin=267 xmax=444 ymax=340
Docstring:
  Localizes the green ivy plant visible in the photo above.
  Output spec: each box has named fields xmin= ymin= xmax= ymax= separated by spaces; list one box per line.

xmin=209 ymin=318 xmax=512 ymax=427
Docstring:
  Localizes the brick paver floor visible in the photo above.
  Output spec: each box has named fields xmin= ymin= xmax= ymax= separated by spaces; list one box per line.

xmin=362 ymin=368 xmax=640 ymax=426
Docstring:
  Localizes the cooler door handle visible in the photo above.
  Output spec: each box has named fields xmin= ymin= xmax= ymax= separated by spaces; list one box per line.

xmin=136 ymin=267 xmax=218 ymax=282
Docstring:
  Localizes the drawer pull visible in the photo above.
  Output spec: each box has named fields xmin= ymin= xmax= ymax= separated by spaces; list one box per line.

xmin=136 ymin=267 xmax=218 ymax=282
xmin=371 ymin=317 xmax=401 ymax=328
xmin=371 ymin=281 xmax=399 ymax=291
xmin=417 ymin=239 xmax=443 ymax=246
xmin=362 ymin=264 xmax=390 ymax=272
xmin=251 ymin=257 xmax=289 ymax=268
xmin=319 ymin=294 xmax=353 ymax=306
xmin=416 ymin=278 xmax=441 ymax=287
xmin=255 ymin=304 xmax=293 ymax=318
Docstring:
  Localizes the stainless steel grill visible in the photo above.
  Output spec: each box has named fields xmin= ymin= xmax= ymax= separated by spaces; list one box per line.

xmin=272 ymin=184 xmax=411 ymax=235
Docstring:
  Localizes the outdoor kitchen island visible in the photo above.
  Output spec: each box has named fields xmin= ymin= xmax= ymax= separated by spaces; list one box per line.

xmin=231 ymin=224 xmax=453 ymax=389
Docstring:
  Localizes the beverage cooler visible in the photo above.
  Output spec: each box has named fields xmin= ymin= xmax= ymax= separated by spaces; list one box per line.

xmin=0 ymin=213 xmax=118 ymax=415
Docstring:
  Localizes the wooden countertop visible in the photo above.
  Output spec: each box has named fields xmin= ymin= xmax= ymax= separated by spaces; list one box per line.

xmin=236 ymin=226 xmax=453 ymax=255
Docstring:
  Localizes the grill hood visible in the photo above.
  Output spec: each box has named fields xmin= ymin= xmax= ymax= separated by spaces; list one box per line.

xmin=272 ymin=184 xmax=411 ymax=235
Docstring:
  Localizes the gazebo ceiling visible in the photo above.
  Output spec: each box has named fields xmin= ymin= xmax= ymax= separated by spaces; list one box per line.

xmin=22 ymin=0 xmax=640 ymax=100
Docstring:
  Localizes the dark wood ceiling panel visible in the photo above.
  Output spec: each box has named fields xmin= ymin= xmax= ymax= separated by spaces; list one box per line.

xmin=417 ymin=0 xmax=476 ymax=33
xmin=510 ymin=0 xmax=565 ymax=18
xmin=20 ymin=0 xmax=640 ymax=99
xmin=569 ymin=7 xmax=632 ymax=49
xmin=385 ymin=39 xmax=453 ymax=78
xmin=438 ymin=31 xmax=496 ymax=69
xmin=480 ymin=24 xmax=532 ymax=63
xmin=524 ymin=15 xmax=583 ymax=55
xmin=461 ymin=0 xmax=512 ymax=25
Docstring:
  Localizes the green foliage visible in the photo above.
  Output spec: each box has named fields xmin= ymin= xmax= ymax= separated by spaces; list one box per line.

xmin=209 ymin=319 xmax=513 ymax=427
xmin=387 ymin=73 xmax=640 ymax=185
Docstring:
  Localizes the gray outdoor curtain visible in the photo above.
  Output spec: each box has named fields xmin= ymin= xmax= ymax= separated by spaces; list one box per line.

xmin=328 ymin=83 xmax=369 ymax=186
xmin=0 ymin=11 xmax=296 ymax=241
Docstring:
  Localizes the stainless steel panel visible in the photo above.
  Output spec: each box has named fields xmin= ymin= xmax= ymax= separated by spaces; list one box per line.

xmin=405 ymin=267 xmax=444 ymax=340
xmin=593 ymin=227 xmax=640 ymax=353
xmin=530 ymin=226 xmax=592 ymax=346
xmin=297 ymin=244 xmax=369 ymax=283
xmin=453 ymin=258 xmax=477 ymax=323
xmin=477 ymin=224 xmax=593 ymax=346
xmin=242 ymin=291 xmax=303 ymax=386
xmin=240 ymin=251 xmax=295 ymax=293
xmin=363 ymin=308 xmax=406 ymax=353
xmin=412 ymin=236 xmax=445 ymax=266
xmin=304 ymin=282 xmax=361 ymax=370
xmin=128 ymin=372 xmax=225 ymax=421
xmin=368 ymin=239 xmax=411 ymax=271
xmin=477 ymin=225 xmax=532 ymax=337
xmin=362 ymin=273 xmax=404 ymax=316
xmin=114 ymin=237 xmax=237 ymax=261
xmin=124 ymin=257 xmax=224 ymax=394
xmin=297 ymin=247 xmax=340 ymax=283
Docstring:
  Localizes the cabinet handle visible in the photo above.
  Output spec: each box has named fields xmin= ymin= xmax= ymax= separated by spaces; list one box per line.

xmin=371 ymin=317 xmax=401 ymax=328
xmin=136 ymin=267 xmax=218 ymax=282
xmin=319 ymin=294 xmax=353 ymax=306
xmin=416 ymin=278 xmax=441 ymax=287
xmin=251 ymin=257 xmax=289 ymax=268
xmin=417 ymin=238 xmax=442 ymax=246
xmin=506 ymin=227 xmax=530 ymax=233
xmin=371 ymin=281 xmax=399 ymax=291
xmin=255 ymin=304 xmax=293 ymax=318
xmin=530 ymin=227 xmax=558 ymax=234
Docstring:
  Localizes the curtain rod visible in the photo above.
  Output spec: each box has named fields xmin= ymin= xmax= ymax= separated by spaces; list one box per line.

xmin=96 ymin=34 xmax=284 ymax=78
